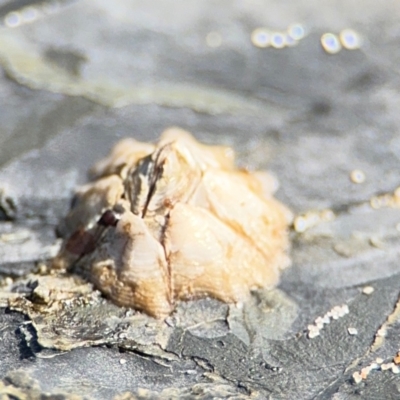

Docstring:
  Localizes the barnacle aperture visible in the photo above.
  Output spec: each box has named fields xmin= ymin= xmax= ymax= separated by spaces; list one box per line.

xmin=53 ymin=128 xmax=292 ymax=318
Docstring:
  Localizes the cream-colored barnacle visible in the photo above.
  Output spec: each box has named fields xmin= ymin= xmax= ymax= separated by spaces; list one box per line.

xmin=57 ymin=175 xmax=124 ymax=238
xmin=89 ymin=138 xmax=155 ymax=180
xmin=165 ymin=202 xmax=280 ymax=303
xmin=200 ymin=169 xmax=291 ymax=269
xmin=53 ymin=127 xmax=291 ymax=318
xmin=126 ymin=139 xmax=202 ymax=220
xmin=89 ymin=206 xmax=172 ymax=317
xmin=160 ymin=127 xmax=235 ymax=171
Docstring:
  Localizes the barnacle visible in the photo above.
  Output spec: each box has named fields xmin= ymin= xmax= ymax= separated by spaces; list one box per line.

xmin=53 ymin=127 xmax=292 ymax=318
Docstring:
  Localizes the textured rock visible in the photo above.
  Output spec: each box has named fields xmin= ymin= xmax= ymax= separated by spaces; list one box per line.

xmin=1 ymin=0 xmax=400 ymax=398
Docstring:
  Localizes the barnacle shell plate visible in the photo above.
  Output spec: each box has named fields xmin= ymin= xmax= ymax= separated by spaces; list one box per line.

xmin=53 ymin=128 xmax=292 ymax=318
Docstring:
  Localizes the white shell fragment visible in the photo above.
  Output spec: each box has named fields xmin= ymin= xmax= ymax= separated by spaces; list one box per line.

xmin=352 ymin=356 xmax=400 ymax=384
xmin=307 ymin=304 xmax=349 ymax=339
xmin=53 ymin=127 xmax=292 ymax=318
xmin=362 ymin=286 xmax=374 ymax=295
xmin=293 ymin=209 xmax=335 ymax=233
xmin=352 ymin=371 xmax=362 ymax=384
xmin=347 ymin=327 xmax=358 ymax=335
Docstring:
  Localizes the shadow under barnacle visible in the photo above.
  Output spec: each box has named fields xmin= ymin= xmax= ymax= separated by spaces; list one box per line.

xmin=0 ymin=269 xmax=299 ymax=361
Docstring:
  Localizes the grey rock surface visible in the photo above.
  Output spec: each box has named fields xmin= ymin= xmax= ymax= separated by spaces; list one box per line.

xmin=1 ymin=0 xmax=400 ymax=399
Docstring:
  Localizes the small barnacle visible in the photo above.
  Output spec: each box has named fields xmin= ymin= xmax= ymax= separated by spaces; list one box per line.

xmin=53 ymin=127 xmax=292 ymax=318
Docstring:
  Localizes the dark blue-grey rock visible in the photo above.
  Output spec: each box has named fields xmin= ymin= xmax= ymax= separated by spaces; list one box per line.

xmin=1 ymin=0 xmax=400 ymax=399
